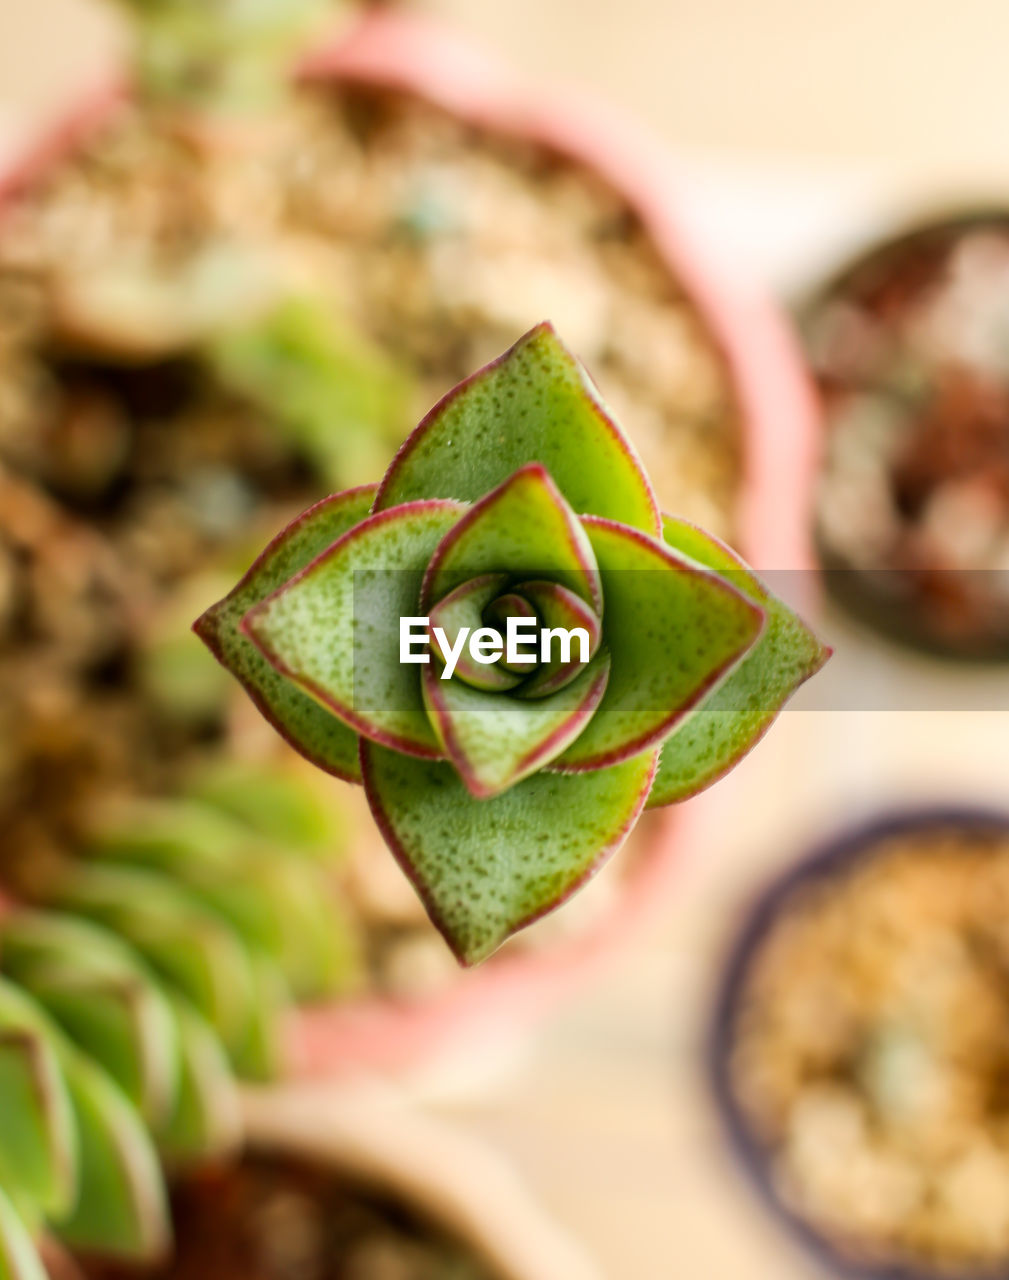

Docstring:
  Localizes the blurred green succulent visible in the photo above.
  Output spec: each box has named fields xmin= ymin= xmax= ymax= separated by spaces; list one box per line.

xmin=0 ymin=762 xmax=361 ymax=1276
xmin=115 ymin=0 xmax=339 ymax=117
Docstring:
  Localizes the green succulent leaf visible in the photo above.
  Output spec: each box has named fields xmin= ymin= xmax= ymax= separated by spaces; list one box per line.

xmin=511 ymin=580 xmax=603 ymax=699
xmin=87 ymin=798 xmax=360 ymax=1000
xmin=184 ymin=760 xmax=346 ymax=859
xmin=193 ymin=861 xmax=362 ymax=1002
xmin=375 ymin=323 xmax=660 ymax=536
xmin=120 ymin=0 xmax=331 ymax=115
xmin=0 ymin=1187 xmax=48 ymax=1280
xmin=209 ymin=296 xmax=412 ymax=489
xmin=0 ymin=980 xmax=169 ymax=1262
xmin=54 ymin=1053 xmax=170 ymax=1261
xmin=0 ymin=1030 xmax=76 ymax=1221
xmin=194 ymin=486 xmax=375 ymax=783
xmin=421 ymin=463 xmax=602 ymax=613
xmin=421 ymin=652 xmax=611 ymax=799
xmin=243 ymin=500 xmax=465 ymax=758
xmin=427 ymin=574 xmax=525 ymax=691
xmin=157 ymin=998 xmax=241 ymax=1166
xmin=86 ymin=799 xmax=253 ymax=878
xmin=361 ymin=740 xmax=657 ymax=965
xmin=1 ymin=912 xmax=180 ymax=1126
xmin=24 ymin=973 xmax=177 ymax=1133
xmin=552 ymin=517 xmax=765 ymax=770
xmin=52 ymin=866 xmax=275 ymax=1069
xmin=647 ymin=517 xmax=832 ymax=806
xmin=230 ymin=955 xmax=286 ymax=1083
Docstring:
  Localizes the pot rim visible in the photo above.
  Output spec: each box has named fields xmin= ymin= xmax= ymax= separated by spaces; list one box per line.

xmin=710 ymin=803 xmax=1009 ymax=1280
xmin=239 ymin=1080 xmax=602 ymax=1280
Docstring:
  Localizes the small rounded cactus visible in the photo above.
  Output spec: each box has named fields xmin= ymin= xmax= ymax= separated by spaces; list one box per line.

xmin=196 ymin=323 xmax=831 ymax=965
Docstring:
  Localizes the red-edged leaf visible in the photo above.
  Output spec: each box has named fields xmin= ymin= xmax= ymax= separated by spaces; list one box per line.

xmin=422 ymin=651 xmax=610 ymax=798
xmin=421 ymin=463 xmax=602 ymax=614
xmin=511 ymin=580 xmax=602 ymax=698
xmin=552 ymin=517 xmax=765 ymax=771
xmin=647 ymin=517 xmax=832 ymax=806
xmin=361 ymin=739 xmax=657 ymax=965
xmin=375 ymin=323 xmax=661 ymax=537
xmin=427 ymin=574 xmax=523 ymax=692
xmin=193 ymin=487 xmax=375 ymax=782
xmin=242 ymin=500 xmax=465 ymax=758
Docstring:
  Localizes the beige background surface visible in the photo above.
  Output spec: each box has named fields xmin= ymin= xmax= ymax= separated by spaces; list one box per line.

xmin=2 ymin=3 xmax=1009 ymax=1277
xmin=5 ymin=0 xmax=1009 ymax=180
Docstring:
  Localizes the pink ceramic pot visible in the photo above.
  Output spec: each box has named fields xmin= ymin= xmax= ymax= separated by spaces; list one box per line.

xmin=0 ymin=10 xmax=819 ymax=1080
xmin=292 ymin=11 xmax=821 ymax=1079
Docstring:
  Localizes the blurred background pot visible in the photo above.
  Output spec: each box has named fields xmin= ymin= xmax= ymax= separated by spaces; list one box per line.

xmin=0 ymin=7 xmax=817 ymax=1085
xmin=712 ymin=806 xmax=1009 ymax=1280
xmin=73 ymin=1081 xmax=602 ymax=1280
xmin=802 ymin=209 xmax=1009 ymax=661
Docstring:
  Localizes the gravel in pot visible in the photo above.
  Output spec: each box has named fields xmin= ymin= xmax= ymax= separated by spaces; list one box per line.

xmin=714 ymin=809 xmax=1009 ymax=1279
xmin=804 ymin=213 xmax=1009 ymax=659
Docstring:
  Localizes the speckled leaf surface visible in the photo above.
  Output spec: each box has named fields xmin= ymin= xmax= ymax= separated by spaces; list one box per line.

xmin=648 ymin=517 xmax=832 ymax=806
xmin=553 ymin=518 xmax=765 ymax=770
xmin=243 ymin=501 xmax=465 ymax=758
xmin=421 ymin=651 xmax=611 ymax=798
xmin=0 ymin=1030 xmax=75 ymax=1220
xmin=361 ymin=740 xmax=657 ymax=965
xmin=193 ymin=487 xmax=375 ymax=783
xmin=375 ymin=324 xmax=660 ymax=536
xmin=421 ymin=464 xmax=602 ymax=612
xmin=0 ymin=1188 xmax=47 ymax=1280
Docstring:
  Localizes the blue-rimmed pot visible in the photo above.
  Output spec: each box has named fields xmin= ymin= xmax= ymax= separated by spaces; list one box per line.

xmin=711 ymin=805 xmax=1009 ymax=1280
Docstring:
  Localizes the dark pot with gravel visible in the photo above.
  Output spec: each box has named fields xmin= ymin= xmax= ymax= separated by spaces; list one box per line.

xmin=803 ymin=210 xmax=1009 ymax=660
xmin=713 ymin=807 xmax=1009 ymax=1280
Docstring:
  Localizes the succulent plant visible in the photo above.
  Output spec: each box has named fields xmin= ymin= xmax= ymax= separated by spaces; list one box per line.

xmin=115 ymin=0 xmax=338 ymax=118
xmin=0 ymin=761 xmax=359 ymax=1278
xmin=196 ymin=323 xmax=831 ymax=966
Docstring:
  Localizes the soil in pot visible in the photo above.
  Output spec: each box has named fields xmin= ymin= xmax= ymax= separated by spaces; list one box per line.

xmin=0 ymin=63 xmax=742 ymax=996
xmin=805 ymin=214 xmax=1009 ymax=659
xmin=77 ymin=1154 xmax=498 ymax=1280
xmin=719 ymin=816 xmax=1009 ymax=1277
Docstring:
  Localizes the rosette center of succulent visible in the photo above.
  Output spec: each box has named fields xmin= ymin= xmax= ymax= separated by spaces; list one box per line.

xmin=427 ymin=573 xmax=602 ymax=697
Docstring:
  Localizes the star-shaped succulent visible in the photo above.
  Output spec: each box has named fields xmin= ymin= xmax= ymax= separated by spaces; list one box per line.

xmin=195 ymin=324 xmax=830 ymax=965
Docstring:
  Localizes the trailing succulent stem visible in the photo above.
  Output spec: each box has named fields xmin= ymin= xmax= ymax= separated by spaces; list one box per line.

xmin=197 ymin=323 xmax=831 ymax=966
xmin=0 ymin=764 xmax=360 ymax=1276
